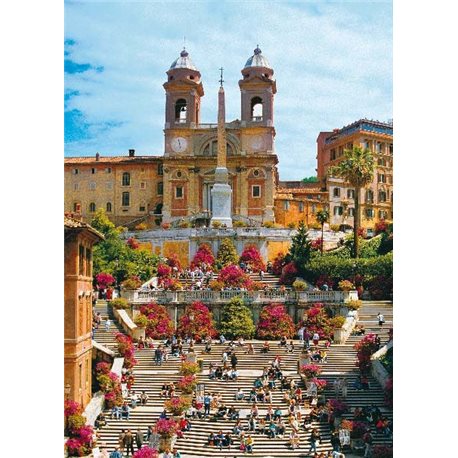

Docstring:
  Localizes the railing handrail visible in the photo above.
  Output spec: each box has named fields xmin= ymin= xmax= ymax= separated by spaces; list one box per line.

xmin=132 ymin=289 xmax=357 ymax=304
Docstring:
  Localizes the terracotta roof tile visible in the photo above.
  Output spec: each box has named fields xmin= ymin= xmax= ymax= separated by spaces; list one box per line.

xmin=64 ymin=156 xmax=162 ymax=165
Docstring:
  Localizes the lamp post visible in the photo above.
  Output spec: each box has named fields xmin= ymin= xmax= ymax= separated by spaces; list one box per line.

xmin=352 ymin=262 xmax=357 ymax=290
xmin=65 ymin=382 xmax=71 ymax=400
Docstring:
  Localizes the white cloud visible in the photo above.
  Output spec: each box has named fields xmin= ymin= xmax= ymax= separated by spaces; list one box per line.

xmin=64 ymin=1 xmax=392 ymax=179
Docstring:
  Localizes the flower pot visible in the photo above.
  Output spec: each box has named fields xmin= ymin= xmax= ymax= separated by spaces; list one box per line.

xmin=158 ymin=434 xmax=177 ymax=452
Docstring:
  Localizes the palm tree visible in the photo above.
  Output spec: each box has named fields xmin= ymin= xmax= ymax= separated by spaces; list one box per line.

xmin=328 ymin=146 xmax=375 ymax=258
xmin=316 ymin=210 xmax=329 ymax=255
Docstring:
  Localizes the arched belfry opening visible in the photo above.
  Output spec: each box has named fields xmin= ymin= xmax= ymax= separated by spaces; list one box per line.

xmin=175 ymin=98 xmax=187 ymax=123
xmin=251 ymin=96 xmax=263 ymax=121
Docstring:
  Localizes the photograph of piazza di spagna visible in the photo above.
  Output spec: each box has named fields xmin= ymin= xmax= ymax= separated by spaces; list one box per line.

xmin=64 ymin=2 xmax=393 ymax=458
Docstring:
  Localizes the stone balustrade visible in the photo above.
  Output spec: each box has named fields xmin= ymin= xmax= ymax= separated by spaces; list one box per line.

xmin=129 ymin=289 xmax=358 ymax=305
xmin=112 ymin=308 xmax=145 ymax=341
xmin=333 ymin=310 xmax=359 ymax=344
xmin=371 ymin=340 xmax=392 ymax=387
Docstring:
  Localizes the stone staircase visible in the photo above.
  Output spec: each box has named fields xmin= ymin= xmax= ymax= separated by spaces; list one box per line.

xmin=94 ymin=301 xmax=393 ymax=456
xmin=93 ymin=300 xmax=124 ymax=350
xmin=177 ymin=272 xmax=281 ymax=290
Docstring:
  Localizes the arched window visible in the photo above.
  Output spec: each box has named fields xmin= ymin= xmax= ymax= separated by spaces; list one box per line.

xmin=175 ymin=98 xmax=187 ymax=123
xmin=202 ymin=140 xmax=235 ymax=156
xmin=122 ymin=172 xmax=131 ymax=186
xmin=89 ymin=202 xmax=96 ymax=213
xmin=378 ymin=191 xmax=387 ymax=202
xmin=251 ymin=97 xmax=263 ymax=121
xmin=106 ymin=202 xmax=112 ymax=213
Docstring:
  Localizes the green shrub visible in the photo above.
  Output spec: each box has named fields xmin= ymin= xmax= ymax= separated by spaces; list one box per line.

xmin=216 ymin=238 xmax=238 ymax=267
xmin=347 ymin=299 xmax=362 ymax=310
xmin=303 ymin=252 xmax=393 ymax=285
xmin=329 ymin=316 xmax=346 ymax=329
xmin=287 ymin=222 xmax=296 ymax=229
xmin=134 ymin=315 xmax=148 ymax=327
xmin=219 ymin=297 xmax=255 ymax=339
xmin=233 ymin=220 xmax=247 ymax=227
xmin=292 ymin=279 xmax=307 ymax=290
xmin=111 ymin=298 xmax=130 ymax=310
xmin=212 ymin=221 xmax=222 ymax=228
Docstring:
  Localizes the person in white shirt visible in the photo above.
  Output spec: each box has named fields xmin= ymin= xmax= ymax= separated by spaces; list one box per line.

xmin=377 ymin=312 xmax=385 ymax=327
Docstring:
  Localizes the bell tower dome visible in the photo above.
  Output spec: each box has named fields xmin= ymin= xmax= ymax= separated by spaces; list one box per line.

xmin=163 ymin=48 xmax=204 ymax=129
xmin=239 ymin=46 xmax=276 ymax=126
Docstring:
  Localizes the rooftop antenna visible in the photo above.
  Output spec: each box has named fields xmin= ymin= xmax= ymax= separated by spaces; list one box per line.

xmin=219 ymin=67 xmax=224 ymax=87
xmin=183 ymin=36 xmax=186 ymax=50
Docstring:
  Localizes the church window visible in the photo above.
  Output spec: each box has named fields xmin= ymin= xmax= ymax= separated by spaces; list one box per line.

xmin=251 ymin=97 xmax=263 ymax=121
xmin=157 ymin=182 xmax=163 ymax=195
xmin=79 ymin=245 xmax=84 ymax=275
xmin=122 ymin=172 xmax=131 ymax=186
xmin=333 ymin=206 xmax=343 ymax=216
xmin=175 ymin=99 xmax=187 ymax=123
xmin=175 ymin=186 xmax=183 ymax=199
xmin=253 ymin=169 xmax=260 ymax=177
xmin=177 ymin=171 xmax=182 ymax=178
xmin=106 ymin=202 xmax=112 ymax=213
xmin=122 ymin=192 xmax=130 ymax=206
xmin=89 ymin=202 xmax=96 ymax=213
xmin=252 ymin=185 xmax=261 ymax=198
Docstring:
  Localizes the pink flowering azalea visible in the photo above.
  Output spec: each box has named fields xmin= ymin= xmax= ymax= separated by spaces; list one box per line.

xmin=301 ymin=364 xmax=322 ymax=379
xmin=64 ymin=400 xmax=82 ymax=418
xmin=157 ymin=263 xmax=172 ymax=278
xmin=96 ymin=272 xmax=115 ymax=289
xmin=218 ymin=264 xmax=252 ymax=288
xmin=279 ymin=262 xmax=297 ymax=285
xmin=256 ymin=303 xmax=295 ymax=339
xmin=156 ymin=418 xmax=178 ymax=437
xmin=239 ymin=244 xmax=266 ymax=272
xmin=133 ymin=447 xmax=159 ymax=458
xmin=191 ymin=243 xmax=215 ymax=268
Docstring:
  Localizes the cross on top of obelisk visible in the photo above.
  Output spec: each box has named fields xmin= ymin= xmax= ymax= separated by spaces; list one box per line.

xmin=219 ymin=67 xmax=224 ymax=87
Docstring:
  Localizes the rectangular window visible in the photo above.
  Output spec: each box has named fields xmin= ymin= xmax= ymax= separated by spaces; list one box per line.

xmin=73 ymin=183 xmax=79 ymax=191
xmin=175 ymin=186 xmax=183 ymax=199
xmin=347 ymin=189 xmax=355 ymax=199
xmin=105 ymin=167 xmax=112 ymax=174
xmin=389 ymin=144 xmax=393 ymax=154
xmin=333 ymin=187 xmax=341 ymax=197
xmin=91 ymin=168 xmax=96 ymax=174
xmin=388 ymin=175 xmax=393 ymax=184
xmin=299 ymin=202 xmax=304 ymax=212
xmin=338 ymin=146 xmax=344 ymax=157
xmin=122 ymin=192 xmax=130 ymax=206
xmin=330 ymin=149 xmax=336 ymax=160
xmin=140 ymin=181 xmax=146 ymax=190
xmin=79 ymin=245 xmax=84 ymax=275
xmin=311 ymin=204 xmax=317 ymax=214
xmin=139 ymin=205 xmax=146 ymax=212
xmin=85 ymin=248 xmax=92 ymax=278
xmin=158 ymin=164 xmax=164 ymax=176
xmin=157 ymin=182 xmax=163 ymax=195
xmin=333 ymin=206 xmax=343 ymax=216
xmin=365 ymin=208 xmax=374 ymax=218
xmin=252 ymin=185 xmax=261 ymax=198
xmin=106 ymin=181 xmax=113 ymax=190
xmin=283 ymin=201 xmax=290 ymax=211
xmin=348 ymin=208 xmax=355 ymax=217
xmin=378 ymin=174 xmax=386 ymax=183
xmin=89 ymin=182 xmax=96 ymax=190
xmin=72 ymin=168 xmax=79 ymax=175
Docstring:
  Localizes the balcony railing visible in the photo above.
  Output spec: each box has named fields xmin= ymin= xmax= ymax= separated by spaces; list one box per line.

xmin=129 ymin=289 xmax=358 ymax=305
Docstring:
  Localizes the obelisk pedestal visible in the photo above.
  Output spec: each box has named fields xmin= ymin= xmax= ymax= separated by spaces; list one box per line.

xmin=210 ymin=77 xmax=233 ymax=228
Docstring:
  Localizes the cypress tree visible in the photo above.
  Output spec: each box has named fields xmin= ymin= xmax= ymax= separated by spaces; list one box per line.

xmin=219 ymin=296 xmax=255 ymax=339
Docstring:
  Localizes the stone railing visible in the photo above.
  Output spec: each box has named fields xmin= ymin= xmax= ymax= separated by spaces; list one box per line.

xmin=371 ymin=340 xmax=392 ymax=387
xmin=333 ymin=310 xmax=359 ymax=344
xmin=83 ymin=356 xmax=124 ymax=427
xmin=112 ymin=308 xmax=145 ymax=341
xmin=130 ymin=289 xmax=358 ymax=305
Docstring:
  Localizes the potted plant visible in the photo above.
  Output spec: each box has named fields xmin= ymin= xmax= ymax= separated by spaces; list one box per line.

xmin=164 ymin=396 xmax=192 ymax=417
xmin=155 ymin=418 xmax=178 ymax=452
xmin=301 ymin=364 xmax=322 ymax=380
xmin=177 ymin=375 xmax=197 ymax=395
xmin=179 ymin=361 xmax=200 ymax=376
xmin=330 ymin=315 xmax=346 ymax=343
xmin=133 ymin=446 xmax=158 ymax=458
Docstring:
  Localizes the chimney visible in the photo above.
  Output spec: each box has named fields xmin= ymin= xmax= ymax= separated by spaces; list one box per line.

xmin=95 ymin=152 xmax=100 ymax=161
xmin=128 ymin=149 xmax=135 ymax=157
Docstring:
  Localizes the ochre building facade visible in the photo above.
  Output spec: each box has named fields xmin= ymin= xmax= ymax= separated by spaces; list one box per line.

xmin=316 ymin=119 xmax=393 ymax=229
xmin=64 ymin=215 xmax=103 ymax=408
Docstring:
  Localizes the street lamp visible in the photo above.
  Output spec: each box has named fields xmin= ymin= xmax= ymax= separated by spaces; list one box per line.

xmin=65 ymin=382 xmax=71 ymax=400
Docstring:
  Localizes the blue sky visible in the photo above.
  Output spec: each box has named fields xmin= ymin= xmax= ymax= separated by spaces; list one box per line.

xmin=64 ymin=0 xmax=392 ymax=180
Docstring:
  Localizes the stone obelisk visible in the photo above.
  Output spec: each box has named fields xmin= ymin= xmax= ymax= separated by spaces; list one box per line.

xmin=210 ymin=69 xmax=233 ymax=228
